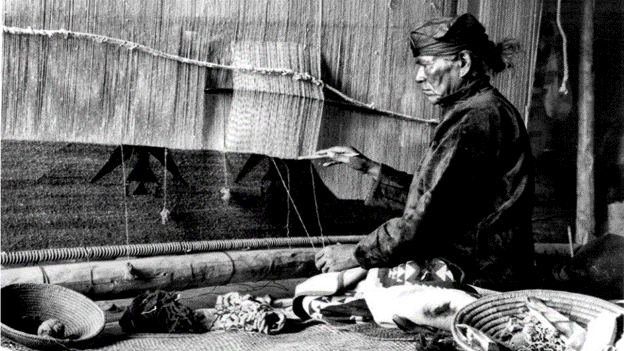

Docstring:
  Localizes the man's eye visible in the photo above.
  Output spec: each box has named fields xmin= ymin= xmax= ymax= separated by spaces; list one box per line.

xmin=416 ymin=60 xmax=430 ymax=67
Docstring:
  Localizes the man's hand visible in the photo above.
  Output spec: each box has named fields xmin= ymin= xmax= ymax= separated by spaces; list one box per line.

xmin=315 ymin=244 xmax=360 ymax=273
xmin=301 ymin=146 xmax=381 ymax=180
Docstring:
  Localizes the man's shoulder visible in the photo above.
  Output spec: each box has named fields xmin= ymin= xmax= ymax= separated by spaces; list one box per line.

xmin=455 ymin=88 xmax=520 ymax=121
xmin=457 ymin=87 xmax=503 ymax=109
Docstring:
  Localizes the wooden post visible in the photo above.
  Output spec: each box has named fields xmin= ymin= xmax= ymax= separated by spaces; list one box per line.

xmin=576 ymin=0 xmax=595 ymax=244
xmin=0 ymin=248 xmax=318 ymax=300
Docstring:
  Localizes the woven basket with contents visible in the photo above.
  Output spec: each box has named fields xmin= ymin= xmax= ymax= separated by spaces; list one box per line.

xmin=452 ymin=289 xmax=624 ymax=351
xmin=1 ymin=283 xmax=106 ymax=350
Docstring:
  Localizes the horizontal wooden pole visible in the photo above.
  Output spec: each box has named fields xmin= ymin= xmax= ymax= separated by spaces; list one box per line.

xmin=1 ymin=248 xmax=318 ymax=300
xmin=1 ymin=243 xmax=577 ymax=300
xmin=1 ymin=236 xmax=365 ymax=266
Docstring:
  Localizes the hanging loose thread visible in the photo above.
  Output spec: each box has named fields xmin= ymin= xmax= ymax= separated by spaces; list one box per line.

xmin=555 ymin=0 xmax=570 ymax=95
xmin=270 ymin=158 xmax=315 ymax=250
xmin=309 ymin=163 xmax=325 ymax=248
xmin=221 ymin=104 xmax=231 ymax=203
xmin=220 ymin=155 xmax=231 ymax=202
xmin=119 ymin=144 xmax=131 ymax=262
xmin=160 ymin=148 xmax=170 ymax=224
xmin=285 ymin=163 xmax=292 ymax=249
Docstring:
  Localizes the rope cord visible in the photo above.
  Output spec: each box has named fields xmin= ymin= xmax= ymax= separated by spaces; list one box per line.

xmin=3 ymin=26 xmax=322 ymax=83
xmin=0 ymin=236 xmax=366 ymax=265
xmin=555 ymin=0 xmax=569 ymax=95
xmin=3 ymin=25 xmax=439 ymax=125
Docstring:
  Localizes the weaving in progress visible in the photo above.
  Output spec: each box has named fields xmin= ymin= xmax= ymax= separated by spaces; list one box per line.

xmin=5 ymin=1 xmax=621 ymax=351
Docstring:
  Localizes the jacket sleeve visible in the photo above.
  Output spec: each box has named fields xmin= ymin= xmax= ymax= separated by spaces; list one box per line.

xmin=354 ymin=109 xmax=497 ymax=268
xmin=364 ymin=164 xmax=414 ymax=212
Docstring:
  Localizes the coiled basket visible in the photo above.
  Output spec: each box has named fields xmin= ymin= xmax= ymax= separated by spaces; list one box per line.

xmin=1 ymin=283 xmax=106 ymax=350
xmin=452 ymin=289 xmax=624 ymax=351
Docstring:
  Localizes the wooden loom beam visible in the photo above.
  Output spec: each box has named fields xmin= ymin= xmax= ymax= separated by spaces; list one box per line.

xmin=0 ymin=248 xmax=317 ymax=300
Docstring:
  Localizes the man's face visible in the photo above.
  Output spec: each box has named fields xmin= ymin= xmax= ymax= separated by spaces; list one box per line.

xmin=415 ymin=55 xmax=462 ymax=104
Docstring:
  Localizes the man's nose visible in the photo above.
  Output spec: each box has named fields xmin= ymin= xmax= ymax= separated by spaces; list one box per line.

xmin=415 ymin=66 xmax=426 ymax=83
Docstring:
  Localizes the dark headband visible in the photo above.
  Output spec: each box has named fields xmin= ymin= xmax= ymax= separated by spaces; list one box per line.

xmin=410 ymin=13 xmax=491 ymax=58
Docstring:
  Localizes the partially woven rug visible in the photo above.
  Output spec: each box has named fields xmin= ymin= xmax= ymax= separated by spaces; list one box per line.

xmin=226 ymin=41 xmax=324 ymax=159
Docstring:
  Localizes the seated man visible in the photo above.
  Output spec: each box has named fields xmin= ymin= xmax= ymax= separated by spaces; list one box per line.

xmin=314 ymin=13 xmax=535 ymax=291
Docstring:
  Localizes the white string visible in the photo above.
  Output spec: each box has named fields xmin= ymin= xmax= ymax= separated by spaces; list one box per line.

xmin=309 ymin=163 xmax=325 ymax=248
xmin=120 ymin=0 xmax=131 ymax=263
xmin=313 ymin=0 xmax=325 ymax=249
xmin=160 ymin=148 xmax=170 ymax=224
xmin=120 ymin=145 xmax=131 ymax=261
xmin=270 ymin=158 xmax=315 ymax=250
xmin=220 ymin=107 xmax=231 ymax=202
xmin=285 ymin=164 xmax=292 ymax=249
xmin=556 ymin=0 xmax=570 ymax=95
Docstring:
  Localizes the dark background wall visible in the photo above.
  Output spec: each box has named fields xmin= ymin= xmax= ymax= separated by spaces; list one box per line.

xmin=528 ymin=0 xmax=624 ymax=240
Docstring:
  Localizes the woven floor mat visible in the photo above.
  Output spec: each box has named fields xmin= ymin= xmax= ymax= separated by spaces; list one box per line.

xmin=75 ymin=322 xmax=417 ymax=351
xmin=1 ymin=321 xmax=429 ymax=351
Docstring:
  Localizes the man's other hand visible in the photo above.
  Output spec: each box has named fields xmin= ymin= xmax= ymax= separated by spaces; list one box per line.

xmin=301 ymin=146 xmax=381 ymax=179
xmin=315 ymin=244 xmax=360 ymax=273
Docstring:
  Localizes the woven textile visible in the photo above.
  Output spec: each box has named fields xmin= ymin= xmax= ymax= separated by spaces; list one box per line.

xmin=226 ymin=42 xmax=324 ymax=159
xmin=1 ymin=0 xmax=541 ymax=198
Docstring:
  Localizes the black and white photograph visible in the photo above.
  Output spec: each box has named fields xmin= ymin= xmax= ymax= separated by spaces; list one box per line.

xmin=1 ymin=0 xmax=623 ymax=350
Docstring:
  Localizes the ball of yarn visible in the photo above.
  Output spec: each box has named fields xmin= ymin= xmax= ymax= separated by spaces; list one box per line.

xmin=37 ymin=318 xmax=65 ymax=338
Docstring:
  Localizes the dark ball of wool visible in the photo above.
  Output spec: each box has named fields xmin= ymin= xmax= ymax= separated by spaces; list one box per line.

xmin=119 ymin=290 xmax=208 ymax=334
xmin=37 ymin=318 xmax=65 ymax=338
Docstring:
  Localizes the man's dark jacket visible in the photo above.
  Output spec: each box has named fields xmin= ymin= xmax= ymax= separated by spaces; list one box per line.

xmin=354 ymin=77 xmax=535 ymax=290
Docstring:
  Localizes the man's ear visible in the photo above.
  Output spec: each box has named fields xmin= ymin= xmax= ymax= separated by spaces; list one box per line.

xmin=458 ymin=50 xmax=472 ymax=78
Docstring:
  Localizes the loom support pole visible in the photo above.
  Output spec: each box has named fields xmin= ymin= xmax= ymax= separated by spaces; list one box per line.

xmin=0 ymin=236 xmax=366 ymax=266
xmin=576 ymin=0 xmax=595 ymax=244
xmin=1 ymin=243 xmax=577 ymax=300
xmin=0 ymin=248 xmax=318 ymax=300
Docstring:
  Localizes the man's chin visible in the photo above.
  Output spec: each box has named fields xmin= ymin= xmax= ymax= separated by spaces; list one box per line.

xmin=425 ymin=95 xmax=440 ymax=104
